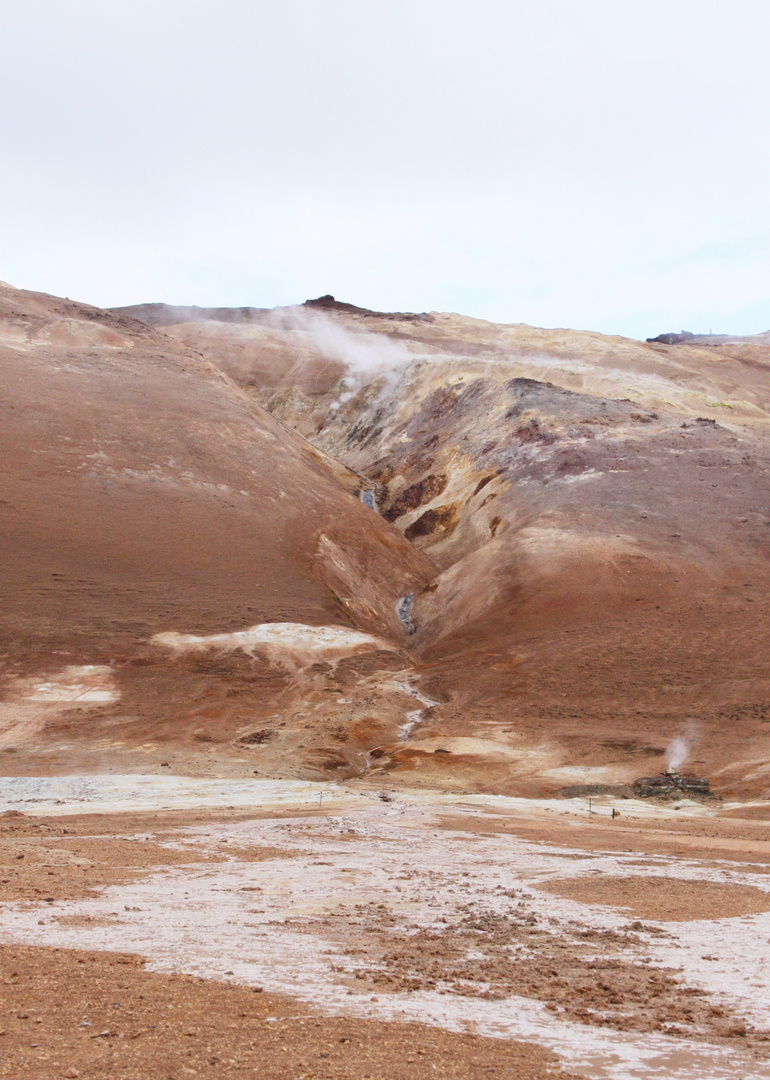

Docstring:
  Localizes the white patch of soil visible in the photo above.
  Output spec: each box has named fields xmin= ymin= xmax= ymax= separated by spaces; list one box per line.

xmin=0 ymin=774 xmax=352 ymax=816
xmin=0 ymin=666 xmax=119 ymax=748
xmin=6 ymin=665 xmax=118 ymax=704
xmin=152 ymin=622 xmax=394 ymax=671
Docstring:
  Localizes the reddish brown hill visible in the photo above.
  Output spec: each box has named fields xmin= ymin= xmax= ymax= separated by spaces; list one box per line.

xmin=117 ymin=300 xmax=770 ymax=798
xmin=0 ymin=284 xmax=434 ymax=780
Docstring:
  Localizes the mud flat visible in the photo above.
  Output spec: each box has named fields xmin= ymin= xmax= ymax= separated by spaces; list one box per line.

xmin=0 ymin=774 xmax=355 ymax=816
xmin=3 ymin=780 xmax=770 ymax=1079
xmin=0 ymin=772 xmax=739 ymax=819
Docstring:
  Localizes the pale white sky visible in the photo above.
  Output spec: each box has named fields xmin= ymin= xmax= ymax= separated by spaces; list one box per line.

xmin=2 ymin=0 xmax=769 ymax=337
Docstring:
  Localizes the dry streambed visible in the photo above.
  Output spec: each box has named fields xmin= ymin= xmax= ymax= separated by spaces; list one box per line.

xmin=1 ymin=796 xmax=770 ymax=1079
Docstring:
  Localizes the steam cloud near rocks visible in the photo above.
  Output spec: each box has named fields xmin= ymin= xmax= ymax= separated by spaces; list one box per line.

xmin=666 ymin=721 xmax=699 ymax=772
xmin=268 ymin=307 xmax=414 ymax=410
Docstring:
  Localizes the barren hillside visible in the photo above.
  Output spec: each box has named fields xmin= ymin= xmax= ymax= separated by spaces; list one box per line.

xmin=112 ymin=296 xmax=770 ymax=798
xmin=0 ymin=284 xmax=434 ymax=782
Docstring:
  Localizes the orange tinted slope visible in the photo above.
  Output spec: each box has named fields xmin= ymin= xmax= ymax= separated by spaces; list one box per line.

xmin=0 ymin=285 xmax=433 ymax=660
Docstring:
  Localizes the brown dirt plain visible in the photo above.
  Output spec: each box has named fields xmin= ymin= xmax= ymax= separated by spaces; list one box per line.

xmin=3 ymin=802 xmax=770 ymax=1079
xmin=0 ymin=942 xmax=561 ymax=1080
xmin=0 ymin=809 xmax=571 ymax=1080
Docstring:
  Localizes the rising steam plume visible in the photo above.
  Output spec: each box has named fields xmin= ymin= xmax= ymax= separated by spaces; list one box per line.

xmin=666 ymin=721 xmax=699 ymax=772
xmin=267 ymin=306 xmax=415 ymax=411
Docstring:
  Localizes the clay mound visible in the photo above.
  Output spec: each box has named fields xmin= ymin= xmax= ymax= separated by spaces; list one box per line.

xmin=7 ymin=289 xmax=770 ymax=798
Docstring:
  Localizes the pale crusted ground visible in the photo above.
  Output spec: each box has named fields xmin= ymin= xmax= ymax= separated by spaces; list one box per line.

xmin=3 ymin=788 xmax=770 ymax=1079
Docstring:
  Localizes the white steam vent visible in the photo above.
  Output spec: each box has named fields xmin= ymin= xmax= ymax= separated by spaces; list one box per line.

xmin=151 ymin=622 xmax=394 ymax=672
xmin=665 ymin=721 xmax=698 ymax=773
xmin=267 ymin=307 xmax=415 ymax=414
xmin=666 ymin=737 xmax=689 ymax=772
xmin=268 ymin=307 xmax=412 ymax=380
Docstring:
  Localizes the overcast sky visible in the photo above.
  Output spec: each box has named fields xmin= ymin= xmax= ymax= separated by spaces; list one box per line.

xmin=2 ymin=0 xmax=769 ymax=338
